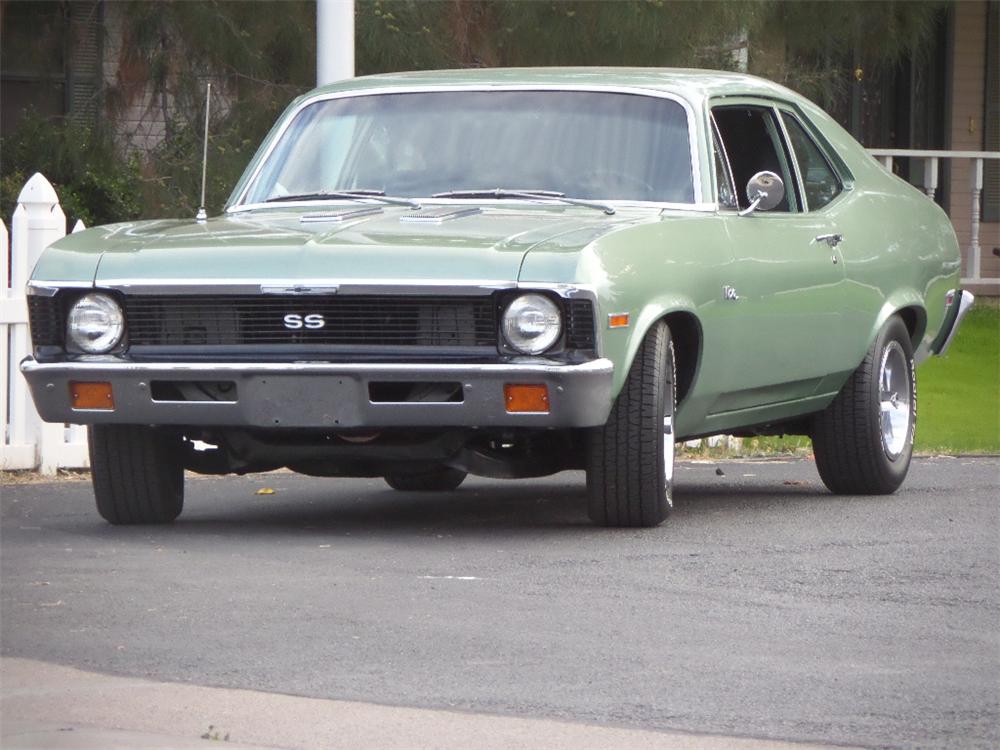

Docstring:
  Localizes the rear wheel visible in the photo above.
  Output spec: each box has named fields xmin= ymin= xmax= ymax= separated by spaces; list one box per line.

xmin=587 ymin=321 xmax=675 ymax=527
xmin=88 ymin=425 xmax=185 ymax=524
xmin=812 ymin=316 xmax=915 ymax=494
xmin=384 ymin=467 xmax=467 ymax=491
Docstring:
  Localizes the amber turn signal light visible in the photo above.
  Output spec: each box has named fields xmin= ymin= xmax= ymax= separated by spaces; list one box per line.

xmin=503 ymin=383 xmax=549 ymax=413
xmin=70 ymin=381 xmax=114 ymax=410
xmin=608 ymin=312 xmax=630 ymax=328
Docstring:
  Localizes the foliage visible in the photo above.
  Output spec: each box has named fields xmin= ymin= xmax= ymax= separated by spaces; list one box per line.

xmin=1 ymin=112 xmax=142 ymax=227
xmin=776 ymin=0 xmax=943 ymax=66
xmin=357 ymin=0 xmax=765 ymax=71
xmin=107 ymin=0 xmax=314 ymax=121
xmin=106 ymin=0 xmax=316 ymax=217
xmin=141 ymin=99 xmax=272 ymax=218
xmin=3 ymin=0 xmax=949 ymax=220
xmin=758 ymin=1 xmax=946 ymax=109
xmin=357 ymin=1 xmax=947 ymax=103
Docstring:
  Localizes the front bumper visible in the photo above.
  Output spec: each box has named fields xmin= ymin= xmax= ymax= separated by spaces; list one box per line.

xmin=20 ymin=358 xmax=615 ymax=429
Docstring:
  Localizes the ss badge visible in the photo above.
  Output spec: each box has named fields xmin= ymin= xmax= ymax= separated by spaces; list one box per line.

xmin=283 ymin=313 xmax=326 ymax=329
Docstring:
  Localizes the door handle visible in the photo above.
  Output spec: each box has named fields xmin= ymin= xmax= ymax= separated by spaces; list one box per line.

xmin=814 ymin=233 xmax=844 ymax=248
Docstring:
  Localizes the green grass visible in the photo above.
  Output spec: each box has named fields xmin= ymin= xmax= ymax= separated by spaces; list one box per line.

xmin=914 ymin=298 xmax=1000 ymax=454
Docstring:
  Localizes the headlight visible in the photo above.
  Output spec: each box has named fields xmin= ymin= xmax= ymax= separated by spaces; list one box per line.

xmin=501 ymin=293 xmax=562 ymax=355
xmin=67 ymin=293 xmax=124 ymax=353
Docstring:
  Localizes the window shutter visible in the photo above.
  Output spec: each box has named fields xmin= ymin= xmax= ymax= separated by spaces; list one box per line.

xmin=67 ymin=1 xmax=102 ymax=127
xmin=983 ymin=1 xmax=999 ymax=222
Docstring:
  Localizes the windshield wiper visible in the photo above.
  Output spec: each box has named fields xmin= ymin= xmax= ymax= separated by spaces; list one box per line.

xmin=431 ymin=188 xmax=615 ymax=215
xmin=265 ymin=190 xmax=421 ymax=209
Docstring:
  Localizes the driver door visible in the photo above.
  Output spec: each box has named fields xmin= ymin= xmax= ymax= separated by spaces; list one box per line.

xmin=709 ymin=102 xmax=849 ymax=415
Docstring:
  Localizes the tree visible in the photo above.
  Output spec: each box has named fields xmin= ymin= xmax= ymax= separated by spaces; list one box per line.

xmin=2 ymin=0 xmax=947 ymax=223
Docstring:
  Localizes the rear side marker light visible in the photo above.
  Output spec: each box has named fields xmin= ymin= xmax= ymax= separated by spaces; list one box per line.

xmin=504 ymin=384 xmax=549 ymax=413
xmin=70 ymin=381 xmax=114 ymax=410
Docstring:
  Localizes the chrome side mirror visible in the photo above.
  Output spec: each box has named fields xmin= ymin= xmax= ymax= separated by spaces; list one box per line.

xmin=739 ymin=171 xmax=785 ymax=216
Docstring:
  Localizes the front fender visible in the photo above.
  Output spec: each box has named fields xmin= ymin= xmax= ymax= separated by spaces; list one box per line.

xmin=606 ymin=296 xmax=700 ymax=397
xmin=518 ymin=209 xmax=730 ymax=410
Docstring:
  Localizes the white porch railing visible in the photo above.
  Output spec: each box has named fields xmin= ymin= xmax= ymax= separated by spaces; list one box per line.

xmin=2 ymin=173 xmax=89 ymax=473
xmin=867 ymin=149 xmax=1000 ymax=285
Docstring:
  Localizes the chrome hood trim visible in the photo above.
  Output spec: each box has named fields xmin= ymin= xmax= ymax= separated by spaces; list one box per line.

xmin=88 ymin=279 xmax=596 ymax=299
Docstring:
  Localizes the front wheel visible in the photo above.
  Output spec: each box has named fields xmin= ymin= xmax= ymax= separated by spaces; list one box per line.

xmin=88 ymin=425 xmax=185 ymax=524
xmin=812 ymin=316 xmax=916 ymax=494
xmin=586 ymin=320 xmax=675 ymax=527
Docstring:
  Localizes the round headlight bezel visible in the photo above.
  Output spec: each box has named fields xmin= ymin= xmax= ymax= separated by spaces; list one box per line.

xmin=66 ymin=292 xmax=125 ymax=354
xmin=501 ymin=293 xmax=563 ymax=355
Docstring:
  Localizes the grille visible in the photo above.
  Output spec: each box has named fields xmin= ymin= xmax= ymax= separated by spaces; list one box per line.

xmin=124 ymin=295 xmax=498 ymax=348
xmin=564 ymin=299 xmax=596 ymax=351
xmin=27 ymin=292 xmax=598 ymax=355
xmin=27 ymin=296 xmax=64 ymax=346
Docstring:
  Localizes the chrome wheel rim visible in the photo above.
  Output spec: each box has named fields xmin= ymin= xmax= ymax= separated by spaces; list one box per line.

xmin=663 ymin=370 xmax=675 ymax=508
xmin=663 ymin=412 xmax=674 ymax=507
xmin=879 ymin=341 xmax=912 ymax=460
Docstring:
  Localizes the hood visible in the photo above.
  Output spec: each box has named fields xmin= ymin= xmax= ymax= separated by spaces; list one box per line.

xmin=84 ymin=205 xmax=635 ymax=287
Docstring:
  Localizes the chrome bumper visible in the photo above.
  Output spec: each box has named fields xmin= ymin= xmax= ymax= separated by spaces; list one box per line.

xmin=20 ymin=358 xmax=615 ymax=429
xmin=932 ymin=289 xmax=975 ymax=355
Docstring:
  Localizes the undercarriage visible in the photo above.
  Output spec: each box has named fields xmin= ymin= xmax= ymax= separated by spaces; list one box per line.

xmin=178 ymin=426 xmax=587 ymax=479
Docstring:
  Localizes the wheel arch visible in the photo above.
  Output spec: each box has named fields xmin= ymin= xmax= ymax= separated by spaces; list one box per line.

xmin=614 ymin=301 xmax=702 ymax=407
xmin=870 ymin=290 xmax=927 ymax=354
xmin=662 ymin=310 xmax=702 ymax=406
xmin=895 ymin=305 xmax=927 ymax=349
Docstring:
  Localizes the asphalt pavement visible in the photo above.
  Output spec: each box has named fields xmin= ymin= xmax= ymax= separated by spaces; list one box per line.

xmin=1 ymin=456 xmax=998 ymax=749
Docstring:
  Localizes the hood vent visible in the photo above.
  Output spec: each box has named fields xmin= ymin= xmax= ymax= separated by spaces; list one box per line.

xmin=300 ymin=207 xmax=383 ymax=223
xmin=399 ymin=207 xmax=480 ymax=224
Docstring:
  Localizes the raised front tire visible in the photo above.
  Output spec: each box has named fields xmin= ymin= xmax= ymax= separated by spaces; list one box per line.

xmin=88 ymin=425 xmax=185 ymax=524
xmin=812 ymin=316 xmax=916 ymax=494
xmin=384 ymin=467 xmax=467 ymax=491
xmin=587 ymin=320 xmax=675 ymax=527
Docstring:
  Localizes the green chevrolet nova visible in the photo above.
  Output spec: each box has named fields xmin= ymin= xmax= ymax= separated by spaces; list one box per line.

xmin=21 ymin=68 xmax=973 ymax=527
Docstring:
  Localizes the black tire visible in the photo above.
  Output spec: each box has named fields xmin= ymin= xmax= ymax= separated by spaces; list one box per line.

xmin=384 ymin=467 xmax=467 ymax=491
xmin=88 ymin=425 xmax=185 ymax=524
xmin=587 ymin=320 xmax=675 ymax=527
xmin=812 ymin=316 xmax=915 ymax=494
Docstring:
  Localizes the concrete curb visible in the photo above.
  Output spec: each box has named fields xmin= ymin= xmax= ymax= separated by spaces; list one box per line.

xmin=1 ymin=658 xmax=853 ymax=750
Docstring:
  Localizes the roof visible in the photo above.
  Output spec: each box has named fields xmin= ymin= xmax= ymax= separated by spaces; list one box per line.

xmin=309 ymin=67 xmax=802 ymax=105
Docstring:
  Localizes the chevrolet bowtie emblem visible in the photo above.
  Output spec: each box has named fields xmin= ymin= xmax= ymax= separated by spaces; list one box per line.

xmin=260 ymin=284 xmax=339 ymax=295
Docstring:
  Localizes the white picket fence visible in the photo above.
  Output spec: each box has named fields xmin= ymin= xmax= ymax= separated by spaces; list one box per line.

xmin=2 ymin=173 xmax=89 ymax=473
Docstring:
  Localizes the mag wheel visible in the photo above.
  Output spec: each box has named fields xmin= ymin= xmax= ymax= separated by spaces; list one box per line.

xmin=813 ymin=316 xmax=916 ymax=494
xmin=587 ymin=320 xmax=675 ymax=527
xmin=88 ymin=425 xmax=185 ymax=524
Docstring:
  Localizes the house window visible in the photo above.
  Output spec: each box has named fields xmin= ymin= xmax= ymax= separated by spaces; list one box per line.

xmin=0 ymin=1 xmax=68 ymax=137
xmin=0 ymin=1 xmax=101 ymax=139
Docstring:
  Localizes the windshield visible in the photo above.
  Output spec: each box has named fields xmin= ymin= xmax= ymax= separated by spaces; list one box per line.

xmin=240 ymin=90 xmax=695 ymax=206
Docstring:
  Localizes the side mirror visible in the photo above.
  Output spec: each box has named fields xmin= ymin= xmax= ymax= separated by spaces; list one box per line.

xmin=739 ymin=171 xmax=785 ymax=216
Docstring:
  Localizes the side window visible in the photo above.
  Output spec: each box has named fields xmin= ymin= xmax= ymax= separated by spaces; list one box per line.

xmin=711 ymin=115 xmax=738 ymax=210
xmin=712 ymin=106 xmax=799 ymax=212
xmin=781 ymin=113 xmax=842 ymax=210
